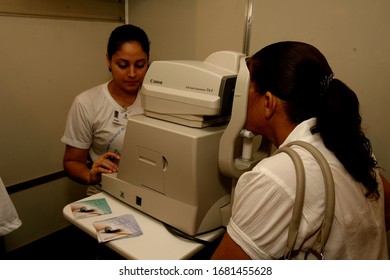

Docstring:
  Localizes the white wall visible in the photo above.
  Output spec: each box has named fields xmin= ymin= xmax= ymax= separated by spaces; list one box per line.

xmin=0 ymin=15 xmax=119 ymax=252
xmin=127 ymin=0 xmax=248 ymax=61
xmin=0 ymin=16 xmax=118 ymax=187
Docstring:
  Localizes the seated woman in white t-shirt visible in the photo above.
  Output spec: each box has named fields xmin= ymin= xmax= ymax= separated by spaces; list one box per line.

xmin=61 ymin=24 xmax=150 ymax=195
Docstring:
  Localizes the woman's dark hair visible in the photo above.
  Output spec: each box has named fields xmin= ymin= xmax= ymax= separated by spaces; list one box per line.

xmin=249 ymin=41 xmax=379 ymax=199
xmin=107 ymin=24 xmax=150 ymax=60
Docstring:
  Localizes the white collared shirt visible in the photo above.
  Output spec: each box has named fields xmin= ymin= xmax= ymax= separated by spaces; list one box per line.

xmin=227 ymin=118 xmax=388 ymax=259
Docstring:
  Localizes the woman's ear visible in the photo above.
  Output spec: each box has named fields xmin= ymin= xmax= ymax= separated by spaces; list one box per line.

xmin=264 ymin=91 xmax=277 ymax=119
xmin=106 ymin=54 xmax=111 ymax=72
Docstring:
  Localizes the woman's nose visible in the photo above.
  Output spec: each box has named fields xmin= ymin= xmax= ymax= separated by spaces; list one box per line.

xmin=127 ymin=66 xmax=136 ymax=77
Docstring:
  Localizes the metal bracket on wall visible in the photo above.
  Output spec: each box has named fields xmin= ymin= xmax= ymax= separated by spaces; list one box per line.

xmin=243 ymin=0 xmax=254 ymax=55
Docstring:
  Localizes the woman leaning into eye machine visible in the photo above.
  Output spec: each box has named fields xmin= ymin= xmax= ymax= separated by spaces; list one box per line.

xmin=212 ymin=41 xmax=390 ymax=260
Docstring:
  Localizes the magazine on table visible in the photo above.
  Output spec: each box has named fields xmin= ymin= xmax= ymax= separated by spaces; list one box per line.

xmin=93 ymin=214 xmax=143 ymax=243
xmin=70 ymin=198 xmax=112 ymax=219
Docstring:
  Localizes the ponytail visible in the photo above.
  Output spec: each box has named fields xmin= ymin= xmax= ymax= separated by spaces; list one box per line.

xmin=312 ymin=79 xmax=379 ymax=199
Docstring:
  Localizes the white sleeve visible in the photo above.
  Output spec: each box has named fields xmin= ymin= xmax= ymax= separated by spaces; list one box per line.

xmin=0 ymin=177 xmax=22 ymax=236
xmin=61 ymin=95 xmax=93 ymax=149
xmin=227 ymin=167 xmax=294 ymax=259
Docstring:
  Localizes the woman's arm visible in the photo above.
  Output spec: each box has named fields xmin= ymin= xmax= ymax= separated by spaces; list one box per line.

xmin=211 ymin=232 xmax=252 ymax=260
xmin=63 ymin=145 xmax=120 ymax=185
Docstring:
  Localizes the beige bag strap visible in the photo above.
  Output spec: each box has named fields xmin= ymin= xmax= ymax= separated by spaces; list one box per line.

xmin=274 ymin=141 xmax=335 ymax=260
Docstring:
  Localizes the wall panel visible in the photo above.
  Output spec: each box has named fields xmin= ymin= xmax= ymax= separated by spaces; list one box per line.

xmin=0 ymin=16 xmax=119 ymax=186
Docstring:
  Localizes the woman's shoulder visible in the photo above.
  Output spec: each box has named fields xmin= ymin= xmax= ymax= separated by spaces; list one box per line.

xmin=77 ymin=82 xmax=108 ymax=99
xmin=252 ymin=152 xmax=295 ymax=175
xmin=73 ymin=82 xmax=109 ymax=107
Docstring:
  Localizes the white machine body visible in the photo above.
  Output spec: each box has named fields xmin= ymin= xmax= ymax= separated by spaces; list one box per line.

xmin=141 ymin=51 xmax=244 ymax=128
xmin=102 ymin=115 xmax=231 ymax=236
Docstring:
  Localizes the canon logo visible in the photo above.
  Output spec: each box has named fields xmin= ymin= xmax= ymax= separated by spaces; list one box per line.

xmin=150 ymin=79 xmax=163 ymax=85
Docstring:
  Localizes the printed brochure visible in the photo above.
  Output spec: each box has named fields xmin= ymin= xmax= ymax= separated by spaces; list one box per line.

xmin=70 ymin=198 xmax=112 ymax=219
xmin=93 ymin=214 xmax=143 ymax=243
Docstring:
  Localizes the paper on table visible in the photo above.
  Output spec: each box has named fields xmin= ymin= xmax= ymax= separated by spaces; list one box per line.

xmin=70 ymin=198 xmax=112 ymax=219
xmin=93 ymin=214 xmax=143 ymax=243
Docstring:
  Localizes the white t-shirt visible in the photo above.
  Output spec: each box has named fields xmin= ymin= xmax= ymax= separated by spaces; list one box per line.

xmin=61 ymin=82 xmax=144 ymax=194
xmin=227 ymin=118 xmax=388 ymax=259
xmin=0 ymin=177 xmax=22 ymax=236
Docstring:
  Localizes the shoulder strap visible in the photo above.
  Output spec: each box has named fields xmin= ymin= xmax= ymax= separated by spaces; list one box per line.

xmin=274 ymin=140 xmax=335 ymax=259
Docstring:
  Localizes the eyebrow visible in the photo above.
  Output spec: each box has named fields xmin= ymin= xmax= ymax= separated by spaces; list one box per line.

xmin=115 ymin=58 xmax=147 ymax=63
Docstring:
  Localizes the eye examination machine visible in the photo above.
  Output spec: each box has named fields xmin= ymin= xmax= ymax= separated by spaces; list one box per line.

xmin=102 ymin=51 xmax=272 ymax=236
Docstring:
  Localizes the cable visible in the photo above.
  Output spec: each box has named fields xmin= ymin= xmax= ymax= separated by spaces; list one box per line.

xmin=162 ymin=223 xmax=223 ymax=246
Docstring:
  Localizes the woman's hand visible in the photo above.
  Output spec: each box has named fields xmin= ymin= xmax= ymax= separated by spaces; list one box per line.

xmin=88 ymin=152 xmax=121 ymax=185
xmin=63 ymin=145 xmax=121 ymax=186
